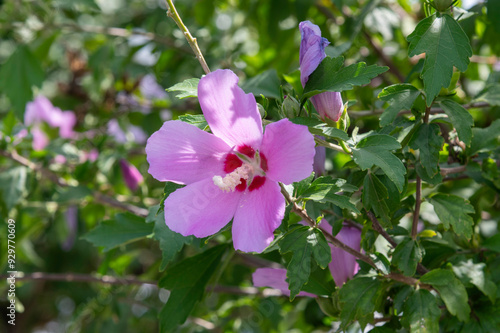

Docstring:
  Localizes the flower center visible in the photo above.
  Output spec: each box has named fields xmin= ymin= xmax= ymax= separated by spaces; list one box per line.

xmin=213 ymin=145 xmax=268 ymax=192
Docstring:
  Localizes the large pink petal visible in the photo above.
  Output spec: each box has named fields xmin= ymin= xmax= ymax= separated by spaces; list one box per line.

xmin=232 ymin=180 xmax=284 ymax=252
xmin=198 ymin=69 xmax=263 ymax=149
xmin=252 ymin=268 xmax=315 ymax=297
xmin=164 ymin=178 xmax=242 ymax=238
xmin=146 ymin=120 xmax=231 ymax=184
xmin=260 ymin=119 xmax=316 ymax=184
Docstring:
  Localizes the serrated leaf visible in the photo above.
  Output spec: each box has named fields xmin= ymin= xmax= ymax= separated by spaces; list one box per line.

xmin=473 ymin=84 xmax=500 ymax=106
xmin=177 ymin=114 xmax=208 ymax=130
xmin=401 ymin=289 xmax=440 ymax=333
xmin=352 ymin=135 xmax=406 ymax=192
xmin=301 ymin=177 xmax=360 ymax=213
xmin=428 ymin=193 xmax=475 ymax=239
xmin=438 ymin=99 xmax=474 ymax=146
xmin=339 ymin=276 xmax=385 ymax=330
xmin=153 ymin=211 xmax=193 ymax=271
xmin=240 ymin=69 xmax=281 ymax=99
xmin=302 ymin=56 xmax=388 ymax=101
xmin=279 ymin=225 xmax=331 ymax=300
xmin=158 ymin=245 xmax=227 ymax=332
xmin=452 ymin=259 xmax=497 ymax=304
xmin=420 ymin=269 xmax=471 ymax=322
xmin=0 ymin=166 xmax=29 ymax=212
xmin=407 ymin=13 xmax=472 ymax=105
xmin=293 ymin=172 xmax=315 ymax=198
xmin=82 ymin=213 xmax=153 ymax=251
xmin=392 ymin=238 xmax=423 ymax=277
xmin=379 ymin=84 xmax=421 ymax=126
xmin=409 ymin=123 xmax=445 ymax=179
xmin=166 ymin=78 xmax=199 ymax=99
xmin=467 ymin=119 xmax=500 ymax=156
xmin=362 ymin=173 xmax=391 ymax=227
xmin=0 ymin=46 xmax=45 ymax=119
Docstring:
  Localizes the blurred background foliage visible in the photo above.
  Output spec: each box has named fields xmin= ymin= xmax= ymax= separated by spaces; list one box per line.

xmin=0 ymin=0 xmax=499 ymax=332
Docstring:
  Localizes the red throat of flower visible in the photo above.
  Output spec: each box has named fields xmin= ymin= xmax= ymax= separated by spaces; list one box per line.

xmin=214 ymin=145 xmax=268 ymax=192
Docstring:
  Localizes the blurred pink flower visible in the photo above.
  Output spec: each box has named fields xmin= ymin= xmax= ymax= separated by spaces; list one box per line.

xmin=107 ymin=119 xmax=147 ymax=144
xmin=300 ymin=21 xmax=343 ymax=122
xmin=24 ymin=95 xmax=77 ymax=150
xmin=252 ymin=268 xmax=315 ymax=297
xmin=120 ymin=159 xmax=144 ymax=191
xmin=146 ymin=69 xmax=316 ymax=252
xmin=313 ymin=136 xmax=326 ymax=176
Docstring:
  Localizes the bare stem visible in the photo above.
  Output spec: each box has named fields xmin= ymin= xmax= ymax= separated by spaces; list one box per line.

xmin=366 ymin=211 xmax=397 ymax=248
xmin=164 ymin=0 xmax=210 ymax=74
xmin=348 ymin=102 xmax=490 ymax=118
xmin=314 ymin=137 xmax=348 ymax=154
xmin=0 ymin=149 xmax=149 ymax=218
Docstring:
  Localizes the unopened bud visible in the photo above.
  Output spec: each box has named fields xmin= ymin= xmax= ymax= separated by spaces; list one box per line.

xmin=281 ymin=96 xmax=301 ymax=118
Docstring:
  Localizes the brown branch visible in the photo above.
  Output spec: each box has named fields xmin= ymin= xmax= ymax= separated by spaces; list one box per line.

xmin=366 ymin=211 xmax=397 ymax=248
xmin=0 ymin=149 xmax=149 ymax=218
xmin=412 ymin=176 xmax=422 ymax=240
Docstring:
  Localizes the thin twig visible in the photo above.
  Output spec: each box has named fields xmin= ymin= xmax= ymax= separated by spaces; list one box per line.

xmin=56 ymin=23 xmax=191 ymax=54
xmin=366 ymin=211 xmax=397 ymax=248
xmin=0 ymin=272 xmax=284 ymax=297
xmin=164 ymin=0 xmax=210 ymax=74
xmin=362 ymin=30 xmax=406 ymax=82
xmin=348 ymin=102 xmax=490 ymax=118
xmin=0 ymin=149 xmax=149 ymax=218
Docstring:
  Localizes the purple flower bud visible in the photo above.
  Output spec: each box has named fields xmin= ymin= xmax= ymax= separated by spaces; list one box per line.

xmin=313 ymin=136 xmax=326 ymax=176
xmin=321 ymin=222 xmax=362 ymax=286
xmin=120 ymin=159 xmax=143 ymax=191
xmin=299 ymin=21 xmax=343 ymax=122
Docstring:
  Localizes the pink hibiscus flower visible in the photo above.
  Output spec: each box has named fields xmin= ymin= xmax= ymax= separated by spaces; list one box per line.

xmin=146 ymin=69 xmax=316 ymax=252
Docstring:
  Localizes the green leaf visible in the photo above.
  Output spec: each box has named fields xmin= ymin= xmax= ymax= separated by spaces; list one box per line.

xmin=279 ymin=225 xmax=332 ymax=300
xmin=362 ymin=173 xmax=391 ymax=227
xmin=452 ymin=259 xmax=497 ymax=304
xmin=407 ymin=13 xmax=472 ymax=105
xmin=158 ymin=245 xmax=227 ymax=332
xmin=438 ymin=99 xmax=474 ymax=146
xmin=166 ymin=78 xmax=199 ymax=99
xmin=290 ymin=117 xmax=349 ymax=141
xmin=473 ymin=84 xmax=500 ymax=106
xmin=302 ymin=56 xmax=388 ymax=101
xmin=352 ymin=135 xmax=406 ymax=192
xmin=301 ymin=177 xmax=360 ymax=213
xmin=241 ymin=69 xmax=281 ymax=99
xmin=401 ymin=289 xmax=440 ymax=333
xmin=153 ymin=211 xmax=193 ymax=271
xmin=409 ymin=123 xmax=445 ymax=179
xmin=467 ymin=119 xmax=500 ymax=156
xmin=0 ymin=46 xmax=45 ymax=119
xmin=428 ymin=193 xmax=475 ymax=239
xmin=177 ymin=114 xmax=208 ymax=130
xmin=0 ymin=166 xmax=29 ymax=212
xmin=292 ymin=172 xmax=315 ymax=198
xmin=378 ymin=84 xmax=421 ymax=126
xmin=420 ymin=269 xmax=471 ymax=322
xmin=483 ymin=233 xmax=500 ymax=253
xmin=392 ymin=238 xmax=423 ymax=276
xmin=82 ymin=213 xmax=153 ymax=251
xmin=339 ymin=276 xmax=385 ymax=330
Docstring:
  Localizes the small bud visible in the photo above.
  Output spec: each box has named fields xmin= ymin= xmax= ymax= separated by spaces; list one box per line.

xmin=257 ymin=103 xmax=266 ymax=118
xmin=281 ymin=96 xmax=301 ymax=118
